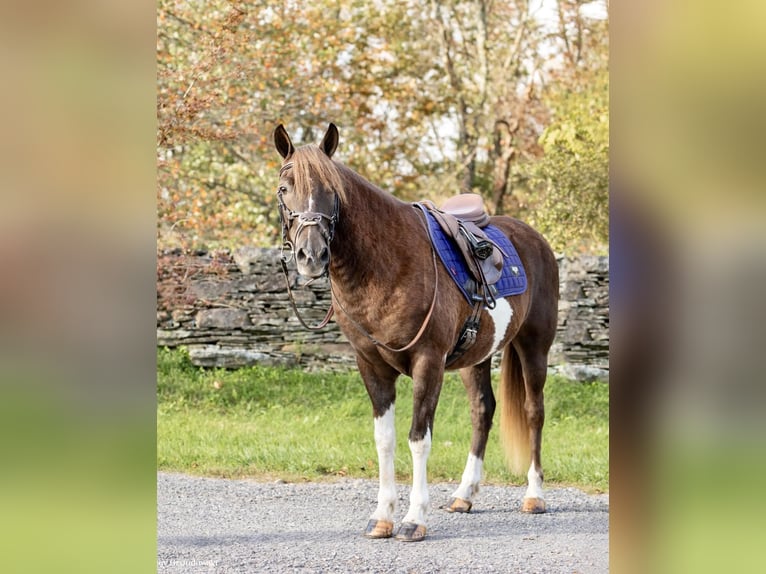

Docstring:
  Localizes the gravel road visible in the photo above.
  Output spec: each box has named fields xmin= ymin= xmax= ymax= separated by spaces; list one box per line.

xmin=158 ymin=472 xmax=608 ymax=573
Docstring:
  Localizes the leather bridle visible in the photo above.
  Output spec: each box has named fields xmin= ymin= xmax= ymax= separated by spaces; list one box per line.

xmin=276 ymin=161 xmax=340 ymax=269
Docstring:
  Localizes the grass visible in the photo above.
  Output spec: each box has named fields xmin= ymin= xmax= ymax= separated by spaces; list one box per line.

xmin=158 ymin=347 xmax=608 ymax=491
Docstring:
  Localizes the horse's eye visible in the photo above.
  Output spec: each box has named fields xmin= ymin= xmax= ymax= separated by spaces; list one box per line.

xmin=278 ymin=185 xmax=288 ymax=194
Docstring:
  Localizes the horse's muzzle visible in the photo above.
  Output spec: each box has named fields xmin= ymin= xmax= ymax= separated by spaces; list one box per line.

xmin=296 ymin=245 xmax=329 ymax=278
xmin=294 ymin=227 xmax=330 ymax=278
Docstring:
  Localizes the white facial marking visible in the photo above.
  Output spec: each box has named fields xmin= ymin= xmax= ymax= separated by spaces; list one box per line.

xmin=482 ymin=298 xmax=514 ymax=361
xmin=371 ymin=406 xmax=397 ymax=522
xmin=402 ymin=429 xmax=432 ymax=526
xmin=307 ymin=194 xmax=315 ymax=212
xmin=451 ymin=453 xmax=483 ymax=501
xmin=524 ymin=462 xmax=545 ymax=500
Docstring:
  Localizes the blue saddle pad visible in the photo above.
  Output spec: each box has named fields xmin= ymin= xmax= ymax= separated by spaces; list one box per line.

xmin=419 ymin=208 xmax=527 ymax=303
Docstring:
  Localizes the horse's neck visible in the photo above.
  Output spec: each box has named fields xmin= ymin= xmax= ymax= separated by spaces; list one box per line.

xmin=329 ymin=174 xmax=413 ymax=289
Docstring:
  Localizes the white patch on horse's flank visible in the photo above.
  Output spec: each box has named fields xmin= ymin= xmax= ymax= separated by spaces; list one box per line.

xmin=482 ymin=298 xmax=514 ymax=361
xmin=524 ymin=462 xmax=545 ymax=500
xmin=371 ymin=406 xmax=397 ymax=522
xmin=451 ymin=453 xmax=483 ymax=501
xmin=402 ymin=429 xmax=432 ymax=526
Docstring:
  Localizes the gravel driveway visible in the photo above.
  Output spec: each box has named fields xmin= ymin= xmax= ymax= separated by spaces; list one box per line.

xmin=158 ymin=472 xmax=608 ymax=573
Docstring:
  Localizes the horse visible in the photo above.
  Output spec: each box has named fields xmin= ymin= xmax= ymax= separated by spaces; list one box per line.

xmin=273 ymin=123 xmax=559 ymax=542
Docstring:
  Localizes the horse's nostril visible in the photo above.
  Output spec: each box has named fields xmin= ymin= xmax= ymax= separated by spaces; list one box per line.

xmin=296 ymin=248 xmax=308 ymax=263
xmin=319 ymin=246 xmax=329 ymax=263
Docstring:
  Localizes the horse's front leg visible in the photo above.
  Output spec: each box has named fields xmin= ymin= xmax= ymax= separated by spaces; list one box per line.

xmin=396 ymin=357 xmax=445 ymax=542
xmin=358 ymin=358 xmax=399 ymax=539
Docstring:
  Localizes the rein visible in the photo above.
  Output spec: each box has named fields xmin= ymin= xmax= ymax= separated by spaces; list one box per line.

xmin=279 ymin=258 xmax=335 ymax=330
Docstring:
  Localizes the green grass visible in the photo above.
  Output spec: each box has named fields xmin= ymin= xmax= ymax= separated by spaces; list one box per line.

xmin=158 ymin=347 xmax=608 ymax=491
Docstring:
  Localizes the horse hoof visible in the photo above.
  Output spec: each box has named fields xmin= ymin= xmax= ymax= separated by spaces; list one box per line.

xmin=445 ymin=497 xmax=472 ymax=513
xmin=395 ymin=522 xmax=427 ymax=542
xmin=521 ymin=497 xmax=547 ymax=514
xmin=363 ymin=519 xmax=394 ymax=539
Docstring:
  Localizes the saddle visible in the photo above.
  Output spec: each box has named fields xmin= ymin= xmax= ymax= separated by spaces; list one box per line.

xmin=414 ymin=194 xmax=510 ymax=367
xmin=416 ymin=194 xmax=506 ymax=308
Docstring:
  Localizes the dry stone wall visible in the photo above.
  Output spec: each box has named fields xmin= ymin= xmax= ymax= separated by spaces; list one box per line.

xmin=549 ymin=254 xmax=609 ymax=381
xmin=157 ymin=248 xmax=609 ymax=381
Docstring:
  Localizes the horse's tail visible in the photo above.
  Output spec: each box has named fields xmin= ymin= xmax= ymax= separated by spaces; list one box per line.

xmin=498 ymin=343 xmax=530 ymax=476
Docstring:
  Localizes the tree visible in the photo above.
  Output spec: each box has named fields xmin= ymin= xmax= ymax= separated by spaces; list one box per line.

xmin=532 ymin=66 xmax=608 ymax=252
xmin=427 ymin=0 xmax=549 ymax=211
xmin=527 ymin=0 xmax=609 ymax=252
xmin=157 ymin=0 xmax=446 ymax=249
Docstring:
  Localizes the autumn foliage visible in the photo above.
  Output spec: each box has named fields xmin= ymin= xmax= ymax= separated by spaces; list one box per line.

xmin=157 ymin=0 xmax=608 ymax=253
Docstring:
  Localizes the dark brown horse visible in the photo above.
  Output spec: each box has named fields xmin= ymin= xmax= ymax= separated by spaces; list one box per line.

xmin=273 ymin=123 xmax=559 ymax=542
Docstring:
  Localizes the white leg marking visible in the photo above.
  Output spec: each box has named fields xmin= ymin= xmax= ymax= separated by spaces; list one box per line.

xmin=402 ymin=429 xmax=432 ymax=525
xmin=371 ymin=406 xmax=397 ymax=522
xmin=451 ymin=453 xmax=483 ymax=501
xmin=524 ymin=462 xmax=545 ymax=500
xmin=482 ymin=298 xmax=514 ymax=361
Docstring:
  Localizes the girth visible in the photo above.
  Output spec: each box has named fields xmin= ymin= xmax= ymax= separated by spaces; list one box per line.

xmin=445 ymin=298 xmax=484 ymax=367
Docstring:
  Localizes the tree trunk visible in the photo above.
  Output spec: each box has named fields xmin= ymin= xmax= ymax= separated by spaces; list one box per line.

xmin=491 ymin=119 xmax=518 ymax=215
xmin=457 ymin=111 xmax=478 ymax=194
xmin=462 ymin=152 xmax=476 ymax=194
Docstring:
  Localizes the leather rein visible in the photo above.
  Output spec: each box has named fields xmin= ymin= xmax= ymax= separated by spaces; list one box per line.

xmin=276 ymin=161 xmax=439 ymax=351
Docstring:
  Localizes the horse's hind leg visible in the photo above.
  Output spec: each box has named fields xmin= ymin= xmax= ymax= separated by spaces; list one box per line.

xmin=447 ymin=358 xmax=495 ymax=513
xmin=513 ymin=334 xmax=550 ymax=514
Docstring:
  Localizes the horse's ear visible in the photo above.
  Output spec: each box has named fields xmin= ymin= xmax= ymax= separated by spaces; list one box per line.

xmin=274 ymin=124 xmax=295 ymax=159
xmin=320 ymin=123 xmax=339 ymax=158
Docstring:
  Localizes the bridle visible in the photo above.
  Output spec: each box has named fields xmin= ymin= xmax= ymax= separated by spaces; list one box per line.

xmin=276 ymin=161 xmax=339 ymax=330
xmin=276 ymin=161 xmax=340 ymax=267
xmin=276 ymin=159 xmax=440 ymax=352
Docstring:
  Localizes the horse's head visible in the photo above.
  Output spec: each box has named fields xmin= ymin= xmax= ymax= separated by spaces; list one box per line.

xmin=274 ymin=123 xmax=342 ymax=278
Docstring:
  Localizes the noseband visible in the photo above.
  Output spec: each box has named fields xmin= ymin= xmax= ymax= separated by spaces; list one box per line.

xmin=276 ymin=161 xmax=340 ymax=267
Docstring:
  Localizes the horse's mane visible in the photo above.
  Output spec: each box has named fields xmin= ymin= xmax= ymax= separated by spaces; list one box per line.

xmin=291 ymin=145 xmax=348 ymax=203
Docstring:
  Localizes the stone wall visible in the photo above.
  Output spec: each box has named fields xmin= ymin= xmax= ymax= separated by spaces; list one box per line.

xmin=549 ymin=255 xmax=609 ymax=381
xmin=157 ymin=248 xmax=609 ymax=380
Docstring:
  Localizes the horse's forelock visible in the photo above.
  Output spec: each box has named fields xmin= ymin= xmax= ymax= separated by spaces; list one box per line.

xmin=291 ymin=145 xmax=347 ymax=203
